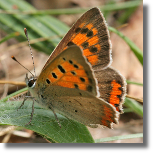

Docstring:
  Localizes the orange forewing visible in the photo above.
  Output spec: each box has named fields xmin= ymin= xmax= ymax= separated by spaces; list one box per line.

xmin=43 ymin=7 xmax=111 ymax=71
xmin=37 ymin=46 xmax=98 ymax=97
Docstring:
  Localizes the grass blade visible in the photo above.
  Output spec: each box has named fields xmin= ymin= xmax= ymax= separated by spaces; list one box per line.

xmin=126 ymin=80 xmax=143 ymax=86
xmin=0 ymin=0 xmax=69 ymax=54
xmin=124 ymin=98 xmax=143 ymax=117
xmin=0 ymin=32 xmax=20 ymax=44
xmin=95 ymin=133 xmax=143 ymax=143
xmin=0 ymin=1 xmax=142 ymax=15
xmin=0 ymin=87 xmax=28 ymax=103
xmin=108 ymin=26 xmax=143 ymax=65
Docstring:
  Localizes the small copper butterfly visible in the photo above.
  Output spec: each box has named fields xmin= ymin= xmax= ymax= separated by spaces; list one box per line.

xmin=24 ymin=7 xmax=126 ymax=128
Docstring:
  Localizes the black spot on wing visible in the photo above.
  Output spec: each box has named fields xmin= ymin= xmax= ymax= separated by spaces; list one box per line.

xmin=81 ymin=42 xmax=89 ymax=49
xmin=46 ymin=79 xmax=50 ymax=84
xmin=87 ymin=30 xmax=93 ymax=37
xmin=75 ymin=27 xmax=81 ymax=33
xmin=80 ymin=77 xmax=85 ymax=82
xmin=71 ymin=71 xmax=76 ymax=75
xmin=81 ymin=28 xmax=89 ymax=34
xmin=74 ymin=64 xmax=79 ymax=69
xmin=74 ymin=84 xmax=79 ymax=89
xmin=69 ymin=60 xmax=73 ymax=64
xmin=67 ymin=41 xmax=75 ymax=46
xmin=52 ymin=72 xmax=57 ymax=79
xmin=90 ymin=46 xmax=98 ymax=53
xmin=58 ymin=65 xmax=65 ymax=73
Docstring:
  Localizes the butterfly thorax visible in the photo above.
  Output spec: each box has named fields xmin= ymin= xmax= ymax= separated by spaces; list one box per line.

xmin=25 ymin=73 xmax=58 ymax=108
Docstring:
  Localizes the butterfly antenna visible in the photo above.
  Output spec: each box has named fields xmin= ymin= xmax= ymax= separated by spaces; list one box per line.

xmin=11 ymin=56 xmax=34 ymax=77
xmin=24 ymin=28 xmax=36 ymax=77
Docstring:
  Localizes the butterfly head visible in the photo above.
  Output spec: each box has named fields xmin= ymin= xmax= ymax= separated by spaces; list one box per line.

xmin=25 ymin=73 xmax=37 ymax=89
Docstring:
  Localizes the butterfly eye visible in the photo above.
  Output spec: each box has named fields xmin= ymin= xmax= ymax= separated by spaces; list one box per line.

xmin=28 ymin=79 xmax=36 ymax=88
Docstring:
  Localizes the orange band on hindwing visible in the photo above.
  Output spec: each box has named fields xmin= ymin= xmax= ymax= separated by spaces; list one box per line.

xmin=101 ymin=105 xmax=116 ymax=128
xmin=109 ymin=80 xmax=122 ymax=112
xmin=94 ymin=68 xmax=126 ymax=114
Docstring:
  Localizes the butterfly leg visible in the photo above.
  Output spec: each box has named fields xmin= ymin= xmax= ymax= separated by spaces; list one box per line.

xmin=49 ymin=104 xmax=61 ymax=128
xmin=17 ymin=91 xmax=31 ymax=111
xmin=25 ymin=99 xmax=35 ymax=126
xmin=17 ymin=96 xmax=28 ymax=111
xmin=17 ymin=94 xmax=35 ymax=125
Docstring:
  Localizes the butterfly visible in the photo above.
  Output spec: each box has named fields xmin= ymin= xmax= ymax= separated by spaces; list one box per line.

xmin=24 ymin=7 xmax=126 ymax=128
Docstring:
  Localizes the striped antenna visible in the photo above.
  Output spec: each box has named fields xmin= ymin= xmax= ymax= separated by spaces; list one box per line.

xmin=11 ymin=56 xmax=34 ymax=77
xmin=24 ymin=28 xmax=36 ymax=77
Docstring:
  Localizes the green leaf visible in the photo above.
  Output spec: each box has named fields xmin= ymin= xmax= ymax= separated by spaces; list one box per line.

xmin=0 ymin=100 xmax=94 ymax=143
